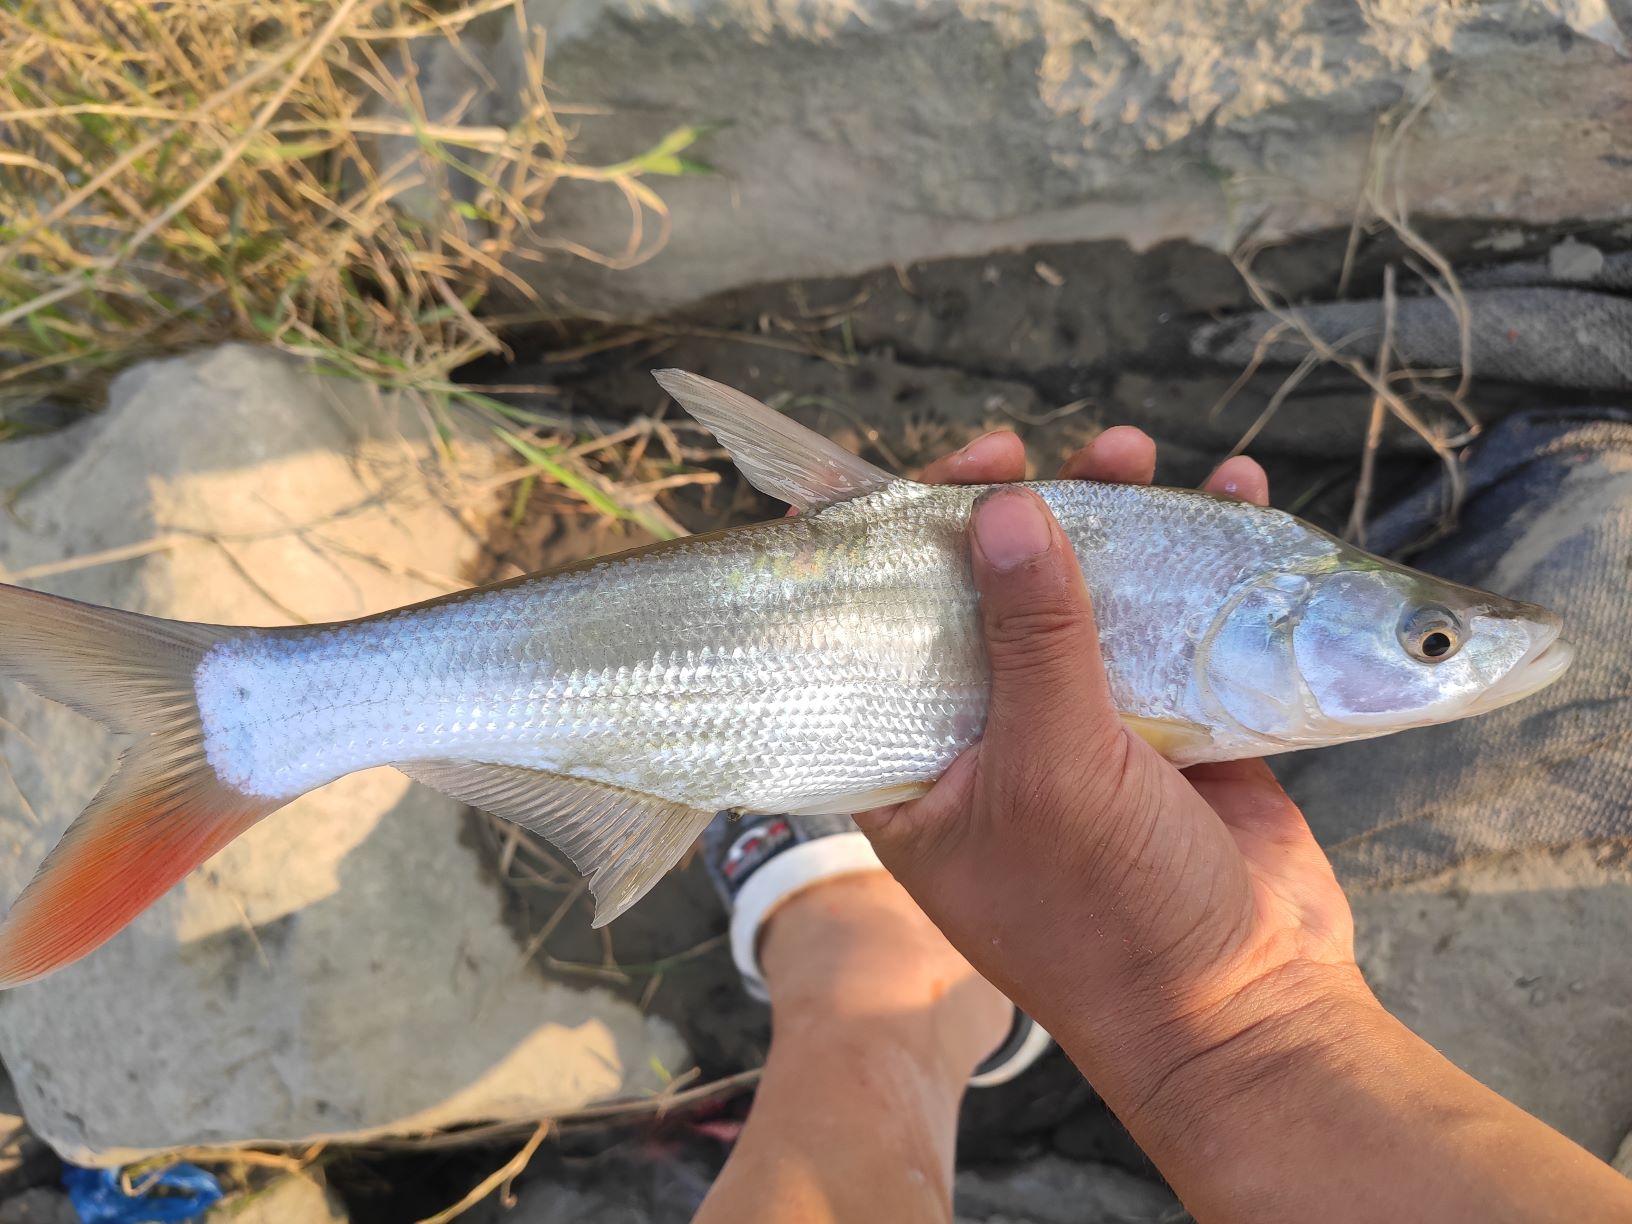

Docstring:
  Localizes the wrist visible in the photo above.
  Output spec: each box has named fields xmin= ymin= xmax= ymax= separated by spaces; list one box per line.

xmin=1070 ymin=959 xmax=1387 ymax=1173
xmin=1065 ymin=957 xmax=1632 ymax=1224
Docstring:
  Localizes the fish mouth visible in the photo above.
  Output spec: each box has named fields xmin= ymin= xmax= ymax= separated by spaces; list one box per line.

xmin=1468 ymin=620 xmax=1575 ymax=714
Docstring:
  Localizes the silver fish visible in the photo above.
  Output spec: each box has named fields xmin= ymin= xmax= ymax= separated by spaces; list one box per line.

xmin=0 ymin=370 xmax=1572 ymax=986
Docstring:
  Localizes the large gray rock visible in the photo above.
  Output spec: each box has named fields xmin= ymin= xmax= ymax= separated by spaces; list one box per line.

xmin=1353 ymin=846 xmax=1632 ymax=1160
xmin=0 ymin=346 xmax=687 ymax=1165
xmin=400 ymin=0 xmax=1630 ymax=317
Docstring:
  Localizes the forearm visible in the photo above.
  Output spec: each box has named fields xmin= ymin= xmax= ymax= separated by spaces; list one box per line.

xmin=1066 ymin=966 xmax=1632 ymax=1223
xmin=697 ymin=1014 xmax=966 ymax=1224
xmin=698 ymin=875 xmax=1004 ymax=1224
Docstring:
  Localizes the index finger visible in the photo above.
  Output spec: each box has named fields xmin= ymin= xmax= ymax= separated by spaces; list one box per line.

xmin=1059 ymin=426 xmax=1157 ymax=485
xmin=917 ymin=430 xmax=1027 ymax=485
xmin=1202 ymin=456 xmax=1269 ymax=507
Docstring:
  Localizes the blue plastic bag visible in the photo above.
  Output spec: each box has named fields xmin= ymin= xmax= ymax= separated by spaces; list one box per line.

xmin=63 ymin=1162 xmax=223 ymax=1223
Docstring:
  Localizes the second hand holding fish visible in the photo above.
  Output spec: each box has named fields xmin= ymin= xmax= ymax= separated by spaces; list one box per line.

xmin=856 ymin=442 xmax=1357 ymax=1120
xmin=854 ymin=428 xmax=1632 ymax=1224
xmin=860 ymin=425 xmax=1356 ymax=1122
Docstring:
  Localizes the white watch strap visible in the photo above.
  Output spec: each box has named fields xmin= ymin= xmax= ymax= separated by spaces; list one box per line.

xmin=729 ymin=831 xmax=884 ymax=1002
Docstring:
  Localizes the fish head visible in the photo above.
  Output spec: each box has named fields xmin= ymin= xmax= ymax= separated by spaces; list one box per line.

xmin=1200 ymin=562 xmax=1572 ymax=746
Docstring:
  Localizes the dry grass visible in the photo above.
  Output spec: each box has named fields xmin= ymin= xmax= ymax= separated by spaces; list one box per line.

xmin=1216 ymin=91 xmax=1481 ymax=546
xmin=0 ymin=0 xmax=706 ymax=432
xmin=413 ymin=1121 xmax=550 ymax=1224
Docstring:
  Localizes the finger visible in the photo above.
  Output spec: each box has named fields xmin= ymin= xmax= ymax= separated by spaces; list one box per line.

xmin=1203 ymin=456 xmax=1269 ymax=506
xmin=856 ymin=742 xmax=979 ymax=855
xmin=968 ymin=488 xmax=1122 ymax=756
xmin=1183 ymin=758 xmax=1307 ymax=844
xmin=917 ymin=430 xmax=1027 ymax=485
xmin=860 ymin=488 xmax=1124 ymax=867
xmin=1059 ymin=426 xmax=1156 ymax=485
xmin=1184 ymin=759 xmax=1346 ymax=925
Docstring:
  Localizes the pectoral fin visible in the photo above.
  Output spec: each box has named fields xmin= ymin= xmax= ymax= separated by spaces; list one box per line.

xmin=1119 ymin=713 xmax=1214 ymax=761
xmin=400 ymin=761 xmax=714 ymax=927
xmin=755 ymin=780 xmax=933 ymax=817
xmin=652 ymin=369 xmax=900 ymax=512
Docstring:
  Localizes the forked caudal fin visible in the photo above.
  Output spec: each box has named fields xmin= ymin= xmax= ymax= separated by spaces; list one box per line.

xmin=0 ymin=584 xmax=281 ymax=988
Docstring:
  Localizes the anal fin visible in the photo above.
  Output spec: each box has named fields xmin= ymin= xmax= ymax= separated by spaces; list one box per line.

xmin=399 ymin=761 xmax=714 ymax=927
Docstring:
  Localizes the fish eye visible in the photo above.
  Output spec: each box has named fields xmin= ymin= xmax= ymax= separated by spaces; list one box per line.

xmin=1399 ymin=606 xmax=1464 ymax=663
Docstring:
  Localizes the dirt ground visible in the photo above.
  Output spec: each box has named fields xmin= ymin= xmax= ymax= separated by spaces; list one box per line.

xmin=383 ymin=215 xmax=1632 ymax=1217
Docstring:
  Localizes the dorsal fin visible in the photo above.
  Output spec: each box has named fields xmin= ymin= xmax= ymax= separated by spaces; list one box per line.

xmin=652 ymin=370 xmax=898 ymax=513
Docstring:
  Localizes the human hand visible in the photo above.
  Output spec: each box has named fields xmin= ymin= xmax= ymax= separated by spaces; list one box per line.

xmin=860 ymin=427 xmax=1632 ymax=1224
xmin=861 ymin=428 xmax=1367 ymax=1128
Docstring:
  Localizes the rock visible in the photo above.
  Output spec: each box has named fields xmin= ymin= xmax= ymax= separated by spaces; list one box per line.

xmin=508 ymin=1186 xmax=648 ymax=1224
xmin=1550 ymin=237 xmax=1608 ymax=282
xmin=1463 ymin=246 xmax=1632 ymax=292
xmin=207 ymin=1171 xmax=346 ymax=1223
xmin=499 ymin=1181 xmax=674 ymax=1224
xmin=1353 ymin=846 xmax=1632 ymax=1159
xmin=393 ymin=0 xmax=1630 ymax=317
xmin=1190 ymin=287 xmax=1632 ymax=391
xmin=0 ymin=1190 xmax=74 ymax=1224
xmin=1047 ymin=1104 xmax=1155 ymax=1180
xmin=0 ymin=345 xmax=687 ymax=1164
xmin=953 ymin=1154 xmax=1180 ymax=1223
xmin=487 ymin=1148 xmax=711 ymax=1224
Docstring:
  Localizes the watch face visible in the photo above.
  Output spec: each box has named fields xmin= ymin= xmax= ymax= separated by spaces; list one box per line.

xmin=721 ymin=817 xmax=794 ymax=885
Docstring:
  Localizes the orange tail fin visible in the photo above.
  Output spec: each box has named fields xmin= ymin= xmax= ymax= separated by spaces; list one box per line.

xmin=0 ymin=585 xmax=282 ymax=987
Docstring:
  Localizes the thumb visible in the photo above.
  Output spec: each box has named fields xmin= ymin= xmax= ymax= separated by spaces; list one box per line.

xmin=857 ymin=488 xmax=1126 ymax=865
xmin=968 ymin=487 xmax=1123 ymax=762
